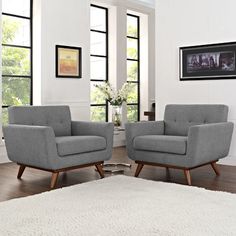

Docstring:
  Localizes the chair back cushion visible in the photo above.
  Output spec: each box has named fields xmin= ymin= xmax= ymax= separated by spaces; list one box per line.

xmin=164 ymin=104 xmax=228 ymax=136
xmin=8 ymin=106 xmax=71 ymax=136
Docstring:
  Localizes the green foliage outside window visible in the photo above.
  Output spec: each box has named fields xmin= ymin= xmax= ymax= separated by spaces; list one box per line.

xmin=127 ymin=105 xmax=138 ymax=122
xmin=91 ymin=106 xmax=106 ymax=122
xmin=2 ymin=17 xmax=31 ymax=125
xmin=127 ymin=61 xmax=138 ymax=81
xmin=127 ymin=25 xmax=138 ymax=38
xmin=127 ymin=16 xmax=139 ymax=122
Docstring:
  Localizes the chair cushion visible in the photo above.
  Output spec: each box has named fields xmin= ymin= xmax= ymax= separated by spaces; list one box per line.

xmin=133 ymin=135 xmax=187 ymax=155
xmin=56 ymin=136 xmax=106 ymax=156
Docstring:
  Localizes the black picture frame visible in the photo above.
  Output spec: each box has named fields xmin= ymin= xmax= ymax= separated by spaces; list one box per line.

xmin=180 ymin=42 xmax=236 ymax=81
xmin=56 ymin=45 xmax=82 ymax=78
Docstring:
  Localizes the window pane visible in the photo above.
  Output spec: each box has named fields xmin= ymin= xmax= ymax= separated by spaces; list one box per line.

xmin=2 ymin=108 xmax=9 ymax=126
xmin=91 ymin=32 xmax=106 ymax=56
xmin=127 ymin=15 xmax=138 ymax=38
xmin=91 ymin=106 xmax=106 ymax=122
xmin=90 ymin=82 xmax=107 ymax=105
xmin=127 ymin=105 xmax=138 ymax=122
xmin=2 ymin=15 xmax=30 ymax=46
xmin=91 ymin=6 xmax=106 ymax=32
xmin=2 ymin=0 xmax=30 ymax=17
xmin=127 ymin=60 xmax=138 ymax=81
xmin=127 ymin=38 xmax=138 ymax=59
xmin=2 ymin=46 xmax=30 ymax=76
xmin=2 ymin=77 xmax=30 ymax=106
xmin=127 ymin=83 xmax=138 ymax=104
xmin=91 ymin=56 xmax=106 ymax=80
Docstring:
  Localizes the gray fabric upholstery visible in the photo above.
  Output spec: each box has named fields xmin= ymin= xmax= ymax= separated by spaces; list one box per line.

xmin=8 ymin=106 xmax=71 ymax=136
xmin=164 ymin=104 xmax=228 ymax=136
xmin=125 ymin=104 xmax=234 ymax=168
xmin=187 ymin=122 xmax=234 ymax=167
xmin=3 ymin=125 xmax=58 ymax=169
xmin=134 ymin=135 xmax=187 ymax=155
xmin=125 ymin=121 xmax=164 ymax=160
xmin=134 ymin=150 xmax=189 ymax=167
xmin=56 ymin=136 xmax=106 ymax=156
xmin=3 ymin=106 xmax=114 ymax=170
xmin=71 ymin=121 xmax=114 ymax=162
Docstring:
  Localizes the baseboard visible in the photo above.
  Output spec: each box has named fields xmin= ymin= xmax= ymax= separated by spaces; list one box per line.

xmin=0 ymin=144 xmax=10 ymax=164
xmin=113 ymin=140 xmax=126 ymax=147
xmin=218 ymin=156 xmax=236 ymax=166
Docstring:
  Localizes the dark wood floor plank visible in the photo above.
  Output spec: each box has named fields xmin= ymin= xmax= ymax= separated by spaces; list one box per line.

xmin=0 ymin=147 xmax=236 ymax=202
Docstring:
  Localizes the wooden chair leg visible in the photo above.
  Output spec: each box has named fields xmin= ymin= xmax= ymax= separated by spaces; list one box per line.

xmin=95 ymin=164 xmax=104 ymax=178
xmin=50 ymin=172 xmax=59 ymax=189
xmin=184 ymin=169 xmax=192 ymax=186
xmin=211 ymin=162 xmax=220 ymax=176
xmin=135 ymin=163 xmax=144 ymax=177
xmin=17 ymin=165 xmax=26 ymax=179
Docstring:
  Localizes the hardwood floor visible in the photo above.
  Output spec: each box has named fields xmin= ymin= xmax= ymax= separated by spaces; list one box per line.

xmin=1 ymin=146 xmax=236 ymax=202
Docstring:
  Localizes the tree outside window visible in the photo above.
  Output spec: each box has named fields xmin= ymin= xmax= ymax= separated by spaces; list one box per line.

xmin=2 ymin=0 xmax=32 ymax=125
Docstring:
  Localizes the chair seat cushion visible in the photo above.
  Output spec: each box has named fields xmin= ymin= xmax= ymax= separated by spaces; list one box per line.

xmin=56 ymin=136 xmax=106 ymax=156
xmin=133 ymin=135 xmax=187 ymax=155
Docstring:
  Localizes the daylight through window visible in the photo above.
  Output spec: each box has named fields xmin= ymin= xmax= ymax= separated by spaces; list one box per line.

xmin=1 ymin=0 xmax=33 ymax=125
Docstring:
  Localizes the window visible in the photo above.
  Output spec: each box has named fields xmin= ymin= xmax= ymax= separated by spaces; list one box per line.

xmin=127 ymin=13 xmax=140 ymax=122
xmin=90 ymin=5 xmax=108 ymax=122
xmin=1 ymin=0 xmax=33 ymax=125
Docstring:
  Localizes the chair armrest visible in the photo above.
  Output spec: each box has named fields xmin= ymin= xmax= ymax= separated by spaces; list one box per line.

xmin=125 ymin=121 xmax=164 ymax=160
xmin=187 ymin=122 xmax=234 ymax=166
xmin=3 ymin=125 xmax=58 ymax=169
xmin=71 ymin=121 xmax=114 ymax=150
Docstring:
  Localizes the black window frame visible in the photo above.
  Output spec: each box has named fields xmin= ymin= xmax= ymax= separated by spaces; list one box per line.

xmin=90 ymin=4 xmax=109 ymax=122
xmin=1 ymin=0 xmax=33 ymax=118
xmin=126 ymin=13 xmax=140 ymax=122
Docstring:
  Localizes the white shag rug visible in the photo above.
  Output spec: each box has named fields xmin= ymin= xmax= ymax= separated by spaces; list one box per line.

xmin=0 ymin=175 xmax=236 ymax=236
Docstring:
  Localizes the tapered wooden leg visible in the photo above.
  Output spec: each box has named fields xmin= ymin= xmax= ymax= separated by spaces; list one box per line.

xmin=50 ymin=172 xmax=59 ymax=189
xmin=211 ymin=162 xmax=220 ymax=176
xmin=17 ymin=165 xmax=26 ymax=179
xmin=95 ymin=164 xmax=104 ymax=178
xmin=184 ymin=169 xmax=192 ymax=186
xmin=135 ymin=163 xmax=144 ymax=177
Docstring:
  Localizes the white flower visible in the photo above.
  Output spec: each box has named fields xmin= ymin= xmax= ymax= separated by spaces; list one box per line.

xmin=94 ymin=82 xmax=132 ymax=106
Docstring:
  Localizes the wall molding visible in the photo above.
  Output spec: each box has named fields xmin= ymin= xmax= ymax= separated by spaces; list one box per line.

xmin=0 ymin=145 xmax=9 ymax=164
xmin=43 ymin=100 xmax=90 ymax=107
xmin=218 ymin=156 xmax=236 ymax=166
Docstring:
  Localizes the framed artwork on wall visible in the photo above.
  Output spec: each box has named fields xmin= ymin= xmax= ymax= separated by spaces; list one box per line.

xmin=56 ymin=45 xmax=82 ymax=78
xmin=180 ymin=42 xmax=236 ymax=80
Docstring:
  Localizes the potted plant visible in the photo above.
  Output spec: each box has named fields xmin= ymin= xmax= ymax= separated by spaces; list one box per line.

xmin=95 ymin=82 xmax=132 ymax=127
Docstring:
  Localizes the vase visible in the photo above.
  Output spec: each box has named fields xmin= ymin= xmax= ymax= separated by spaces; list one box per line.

xmin=112 ymin=105 xmax=122 ymax=128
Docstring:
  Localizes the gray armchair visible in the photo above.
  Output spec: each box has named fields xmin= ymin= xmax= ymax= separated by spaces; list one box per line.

xmin=3 ymin=106 xmax=114 ymax=188
xmin=125 ymin=104 xmax=234 ymax=185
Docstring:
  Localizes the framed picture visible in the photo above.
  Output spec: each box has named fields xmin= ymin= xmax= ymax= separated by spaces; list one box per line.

xmin=56 ymin=45 xmax=82 ymax=78
xmin=180 ymin=42 xmax=236 ymax=80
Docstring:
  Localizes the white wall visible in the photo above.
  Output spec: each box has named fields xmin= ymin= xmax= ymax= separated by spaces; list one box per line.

xmin=34 ymin=0 xmax=91 ymax=121
xmin=155 ymin=0 xmax=236 ymax=165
